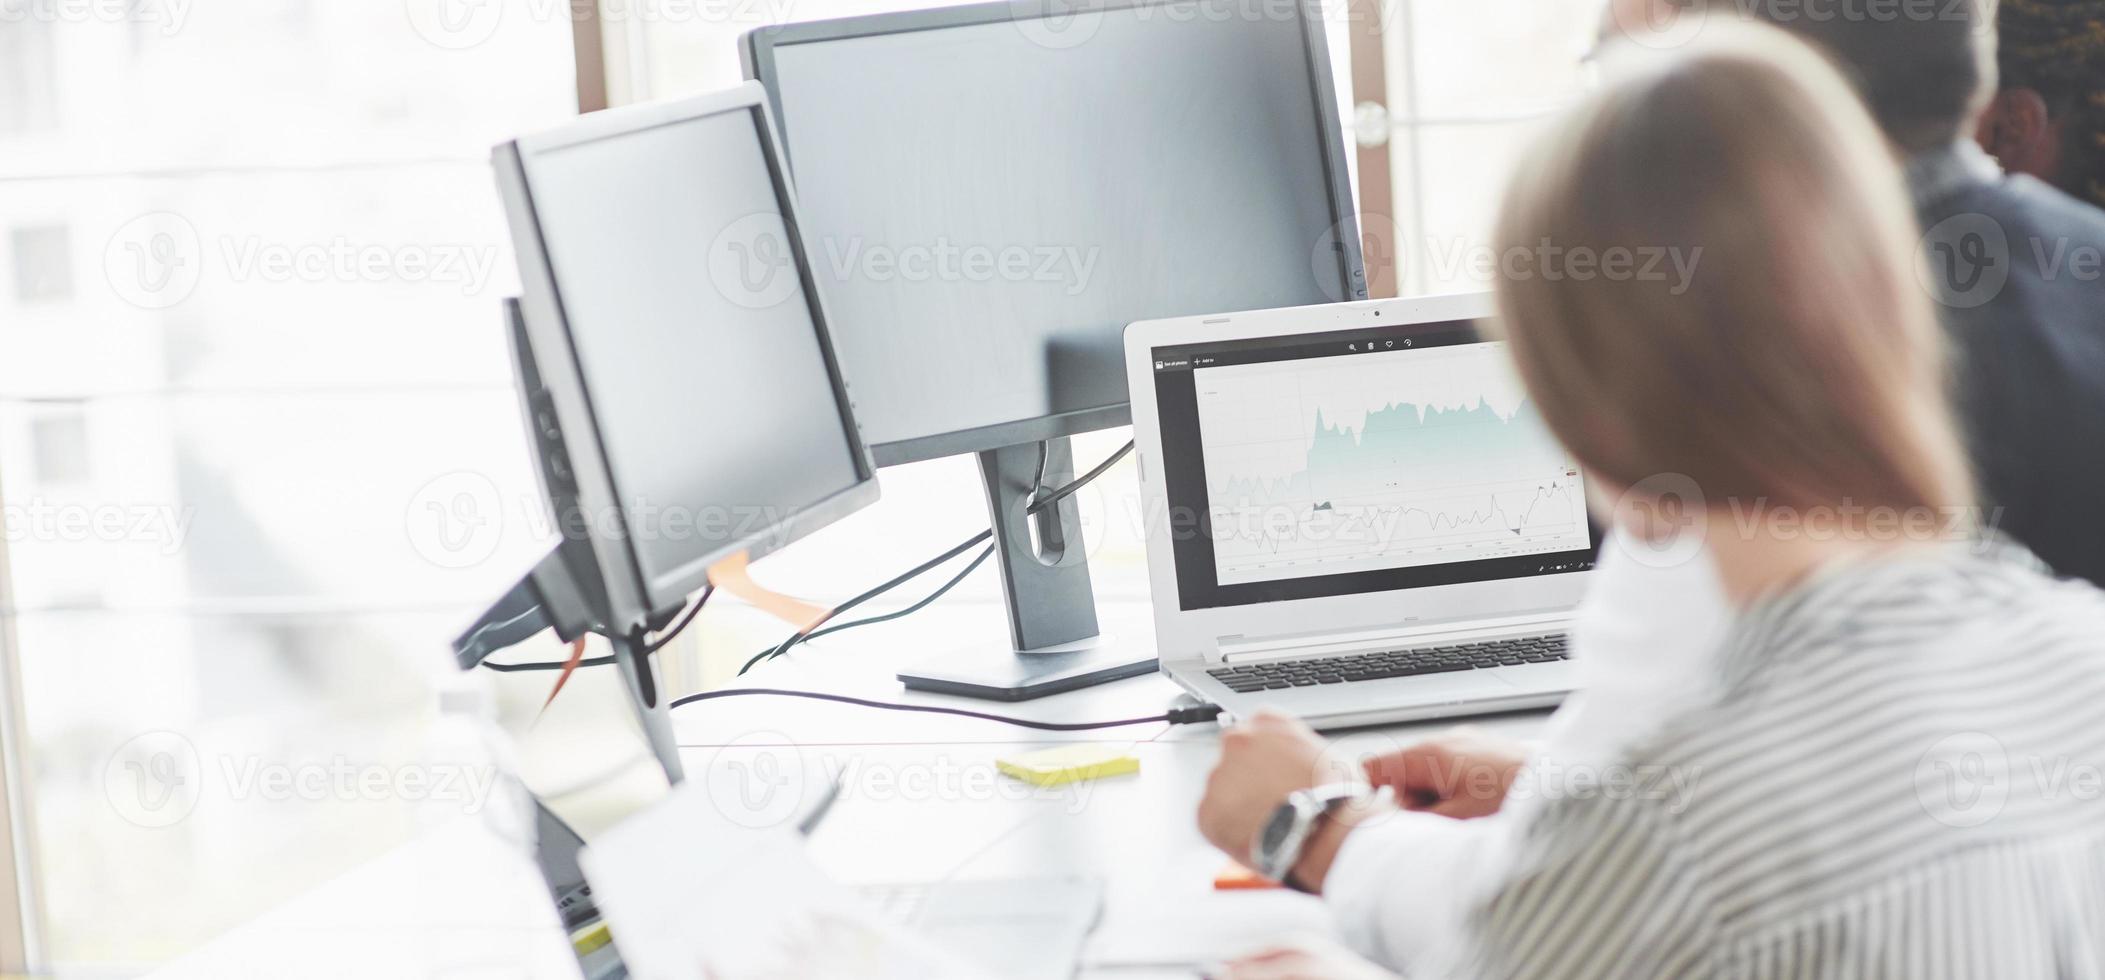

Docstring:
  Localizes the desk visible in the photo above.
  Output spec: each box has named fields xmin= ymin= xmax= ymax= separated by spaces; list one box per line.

xmin=151 ymin=600 xmax=1552 ymax=979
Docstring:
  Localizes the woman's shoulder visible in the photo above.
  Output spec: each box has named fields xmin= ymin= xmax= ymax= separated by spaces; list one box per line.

xmin=1703 ymin=539 xmax=2103 ymax=690
xmin=1614 ymin=539 xmax=2105 ymax=826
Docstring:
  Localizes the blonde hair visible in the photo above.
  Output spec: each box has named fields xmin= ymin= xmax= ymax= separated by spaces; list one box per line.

xmin=1493 ymin=24 xmax=1974 ymax=516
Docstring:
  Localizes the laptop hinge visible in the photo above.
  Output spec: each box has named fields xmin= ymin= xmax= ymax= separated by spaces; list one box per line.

xmin=1214 ymin=611 xmax=1572 ymax=665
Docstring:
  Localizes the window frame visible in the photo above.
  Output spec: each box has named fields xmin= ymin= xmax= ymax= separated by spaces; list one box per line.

xmin=0 ymin=479 xmax=40 ymax=970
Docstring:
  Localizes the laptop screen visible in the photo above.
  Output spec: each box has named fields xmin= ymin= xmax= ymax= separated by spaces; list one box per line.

xmin=1149 ymin=318 xmax=1597 ymax=612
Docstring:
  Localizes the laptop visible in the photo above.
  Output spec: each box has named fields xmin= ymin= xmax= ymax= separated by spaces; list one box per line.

xmin=1123 ymin=293 xmax=1598 ymax=729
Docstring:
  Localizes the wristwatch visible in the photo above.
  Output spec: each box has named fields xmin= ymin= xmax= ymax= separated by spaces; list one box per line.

xmin=1251 ymin=782 xmax=1362 ymax=887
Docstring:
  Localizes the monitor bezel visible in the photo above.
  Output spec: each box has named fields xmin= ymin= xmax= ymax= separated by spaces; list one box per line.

xmin=741 ymin=0 xmax=1369 ymax=466
xmin=494 ymin=82 xmax=880 ymax=633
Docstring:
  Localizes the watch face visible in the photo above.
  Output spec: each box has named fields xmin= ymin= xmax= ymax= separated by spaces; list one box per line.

xmin=1258 ymin=802 xmax=1297 ymax=857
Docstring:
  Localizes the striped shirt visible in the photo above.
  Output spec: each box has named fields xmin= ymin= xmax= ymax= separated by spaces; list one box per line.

xmin=1324 ymin=543 xmax=2105 ymax=979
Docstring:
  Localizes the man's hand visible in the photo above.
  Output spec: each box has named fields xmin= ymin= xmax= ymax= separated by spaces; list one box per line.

xmin=1361 ymin=727 xmax=1529 ymax=819
xmin=1217 ymin=935 xmax=1400 ymax=980
xmin=1197 ymin=710 xmax=1330 ymax=863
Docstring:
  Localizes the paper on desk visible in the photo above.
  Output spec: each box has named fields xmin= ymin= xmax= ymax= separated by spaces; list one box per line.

xmin=1083 ymin=890 xmax=1340 ymax=970
xmin=582 ymin=781 xmax=977 ymax=980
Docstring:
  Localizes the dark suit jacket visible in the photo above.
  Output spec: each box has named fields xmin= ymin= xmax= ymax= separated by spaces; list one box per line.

xmin=1914 ymin=144 xmax=2105 ymax=587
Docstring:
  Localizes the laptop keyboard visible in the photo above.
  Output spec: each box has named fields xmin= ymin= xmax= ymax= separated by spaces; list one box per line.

xmin=1206 ymin=634 xmax=1570 ymax=694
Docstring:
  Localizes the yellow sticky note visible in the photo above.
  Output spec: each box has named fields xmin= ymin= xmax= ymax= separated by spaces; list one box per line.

xmin=572 ymin=921 xmax=614 ymax=955
xmin=996 ymin=744 xmax=1140 ymax=787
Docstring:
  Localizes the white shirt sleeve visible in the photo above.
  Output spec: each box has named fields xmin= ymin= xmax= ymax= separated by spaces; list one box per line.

xmin=1321 ymin=807 xmax=1512 ymax=974
xmin=1321 ymin=535 xmax=1733 ymax=974
xmin=1323 ymin=789 xmax=1711 ymax=980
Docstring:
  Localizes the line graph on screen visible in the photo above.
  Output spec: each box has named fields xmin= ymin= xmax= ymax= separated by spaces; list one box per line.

xmin=1196 ymin=341 xmax=1591 ymax=585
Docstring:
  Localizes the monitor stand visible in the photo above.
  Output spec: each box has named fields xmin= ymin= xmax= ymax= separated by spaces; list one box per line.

xmin=529 ymin=544 xmax=688 ymax=785
xmin=896 ymin=438 xmax=1157 ymax=701
xmin=453 ymin=298 xmax=687 ymax=785
xmin=454 ymin=543 xmax=688 ymax=785
xmin=609 ymin=625 xmax=686 ymax=784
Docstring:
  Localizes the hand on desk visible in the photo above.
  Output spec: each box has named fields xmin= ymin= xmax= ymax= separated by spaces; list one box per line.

xmin=1198 ymin=714 xmax=1530 ymax=894
xmin=1361 ymin=727 xmax=1529 ymax=820
xmin=1197 ymin=710 xmax=1328 ymax=865
xmin=1215 ymin=935 xmax=1400 ymax=980
xmin=1197 ymin=711 xmax=1395 ymax=894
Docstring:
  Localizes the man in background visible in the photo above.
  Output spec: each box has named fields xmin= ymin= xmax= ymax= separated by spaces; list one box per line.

xmin=1604 ymin=0 xmax=2105 ymax=586
xmin=1978 ymin=0 xmax=2105 ymax=209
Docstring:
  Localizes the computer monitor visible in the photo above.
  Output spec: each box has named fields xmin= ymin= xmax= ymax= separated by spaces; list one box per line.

xmin=743 ymin=0 xmax=1364 ymax=697
xmin=745 ymin=0 xmax=1363 ymax=462
xmin=484 ymin=83 xmax=880 ymax=777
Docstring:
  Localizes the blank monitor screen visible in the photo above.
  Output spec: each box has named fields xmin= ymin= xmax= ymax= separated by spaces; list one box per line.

xmin=760 ymin=1 xmax=1358 ymax=460
xmin=525 ymin=107 xmax=868 ymax=602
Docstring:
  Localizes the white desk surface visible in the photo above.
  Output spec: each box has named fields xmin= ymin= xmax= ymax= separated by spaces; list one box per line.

xmin=152 ymin=600 xmax=1552 ymax=979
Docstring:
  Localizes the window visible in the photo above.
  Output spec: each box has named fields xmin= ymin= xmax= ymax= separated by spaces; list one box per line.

xmin=0 ymin=3 xmax=58 ymax=135
xmin=27 ymin=412 xmax=87 ymax=484
xmin=0 ymin=2 xmax=577 ymax=968
xmin=1374 ymin=0 xmax=1599 ymax=295
xmin=8 ymin=225 xmax=73 ymax=305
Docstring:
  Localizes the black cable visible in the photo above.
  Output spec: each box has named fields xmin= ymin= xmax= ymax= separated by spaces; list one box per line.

xmin=483 ymin=654 xmax=617 ymax=673
xmin=738 ymin=532 xmax=992 ymax=676
xmin=1024 ymin=440 xmax=1132 ymax=515
xmin=489 ymin=540 xmax=981 ymax=677
xmin=802 ymin=545 xmax=994 ymax=645
xmin=671 ymin=687 xmax=1222 ymax=731
xmin=481 ymin=585 xmax=713 ymax=673
xmin=497 ymin=441 xmax=1136 ymax=678
xmin=736 ymin=543 xmax=992 ymax=675
xmin=742 ymin=439 xmax=1136 ymax=673
xmin=645 ymin=585 xmax=713 ymax=654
